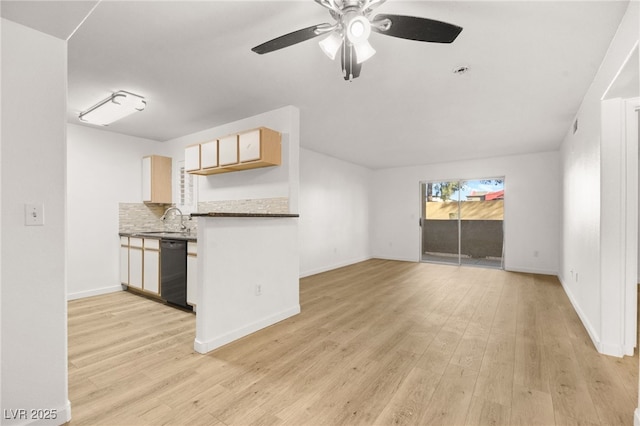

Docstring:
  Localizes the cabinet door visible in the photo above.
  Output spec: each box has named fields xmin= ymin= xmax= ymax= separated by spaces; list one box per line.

xmin=143 ymin=156 xmax=172 ymax=203
xmin=142 ymin=156 xmax=152 ymax=202
xmin=185 ymin=145 xmax=201 ymax=172
xmin=239 ymin=129 xmax=261 ymax=162
xmin=120 ymin=238 xmax=129 ymax=285
xmin=218 ymin=135 xmax=238 ymax=166
xmin=201 ymin=140 xmax=218 ymax=169
xmin=129 ymin=247 xmax=143 ymax=290
xmin=143 ymin=248 xmax=160 ymax=295
xmin=187 ymin=253 xmax=197 ymax=308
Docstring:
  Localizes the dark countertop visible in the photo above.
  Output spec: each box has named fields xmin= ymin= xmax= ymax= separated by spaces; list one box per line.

xmin=190 ymin=212 xmax=299 ymax=218
xmin=119 ymin=231 xmax=197 ymax=242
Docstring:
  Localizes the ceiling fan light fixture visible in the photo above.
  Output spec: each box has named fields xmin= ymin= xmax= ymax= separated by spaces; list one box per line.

xmin=353 ymin=39 xmax=376 ymax=64
xmin=79 ymin=91 xmax=146 ymax=126
xmin=319 ymin=31 xmax=343 ymax=60
xmin=346 ymin=15 xmax=371 ymax=45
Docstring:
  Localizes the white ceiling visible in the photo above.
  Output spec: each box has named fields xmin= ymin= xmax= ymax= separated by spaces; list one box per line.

xmin=2 ymin=1 xmax=633 ymax=169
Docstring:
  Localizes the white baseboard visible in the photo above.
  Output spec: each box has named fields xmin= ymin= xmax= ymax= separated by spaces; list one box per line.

xmin=194 ymin=305 xmax=300 ymax=354
xmin=23 ymin=399 xmax=70 ymax=425
xmin=504 ymin=265 xmax=558 ymax=276
xmin=560 ymin=277 xmax=627 ymax=357
xmin=370 ymin=254 xmax=417 ymax=263
xmin=559 ymin=276 xmax=606 ymax=355
xmin=67 ymin=285 xmax=122 ymax=301
xmin=635 ymin=408 xmax=640 ymax=426
xmin=299 ymin=256 xmax=373 ymax=278
xmin=600 ymin=341 xmax=625 ymax=358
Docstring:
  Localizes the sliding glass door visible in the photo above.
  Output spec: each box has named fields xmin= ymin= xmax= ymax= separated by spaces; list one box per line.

xmin=421 ymin=178 xmax=504 ymax=268
xmin=422 ymin=181 xmax=461 ymax=265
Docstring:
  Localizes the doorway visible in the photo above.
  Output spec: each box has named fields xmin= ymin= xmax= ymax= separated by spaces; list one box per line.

xmin=420 ymin=178 xmax=505 ymax=268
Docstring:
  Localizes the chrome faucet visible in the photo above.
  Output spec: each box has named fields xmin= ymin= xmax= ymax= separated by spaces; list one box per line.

xmin=161 ymin=206 xmax=187 ymax=230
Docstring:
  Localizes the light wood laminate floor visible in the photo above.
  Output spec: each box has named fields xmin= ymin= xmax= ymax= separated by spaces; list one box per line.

xmin=67 ymin=259 xmax=638 ymax=425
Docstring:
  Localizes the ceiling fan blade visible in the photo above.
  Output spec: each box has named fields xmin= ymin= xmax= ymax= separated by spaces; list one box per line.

xmin=251 ymin=24 xmax=332 ymax=54
xmin=371 ymin=14 xmax=462 ymax=43
xmin=340 ymin=44 xmax=362 ymax=81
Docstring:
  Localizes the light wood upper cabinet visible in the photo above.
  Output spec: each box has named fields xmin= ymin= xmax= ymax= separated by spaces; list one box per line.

xmin=200 ymin=140 xmax=219 ymax=169
xmin=218 ymin=135 xmax=239 ymax=166
xmin=142 ymin=155 xmax=172 ymax=204
xmin=186 ymin=127 xmax=281 ymax=176
xmin=185 ymin=145 xmax=201 ymax=172
xmin=239 ymin=129 xmax=261 ymax=162
xmin=234 ymin=127 xmax=281 ymax=170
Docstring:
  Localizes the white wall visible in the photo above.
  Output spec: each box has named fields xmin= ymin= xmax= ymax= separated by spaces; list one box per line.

xmin=560 ymin=0 xmax=639 ymax=357
xmin=195 ymin=217 xmax=299 ymax=353
xmin=163 ymin=106 xmax=300 ymax=212
xmin=299 ymin=148 xmax=372 ymax=277
xmin=371 ymin=151 xmax=562 ymax=275
xmin=66 ymin=124 xmax=165 ymax=300
xmin=1 ymin=19 xmax=70 ymax=424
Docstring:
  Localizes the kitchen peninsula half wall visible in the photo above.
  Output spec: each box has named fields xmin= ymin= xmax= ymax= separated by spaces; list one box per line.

xmin=192 ymin=212 xmax=300 ymax=354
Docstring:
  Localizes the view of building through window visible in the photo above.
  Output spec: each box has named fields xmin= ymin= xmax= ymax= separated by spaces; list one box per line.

xmin=421 ymin=178 xmax=504 ymax=268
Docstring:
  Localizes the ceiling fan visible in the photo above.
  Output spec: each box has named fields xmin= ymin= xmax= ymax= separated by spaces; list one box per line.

xmin=251 ymin=0 xmax=463 ymax=81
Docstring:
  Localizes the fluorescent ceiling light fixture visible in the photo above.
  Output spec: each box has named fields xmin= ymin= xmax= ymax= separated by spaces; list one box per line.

xmin=79 ymin=91 xmax=146 ymax=126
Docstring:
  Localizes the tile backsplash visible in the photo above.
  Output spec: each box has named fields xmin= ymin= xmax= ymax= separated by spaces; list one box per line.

xmin=197 ymin=197 xmax=288 ymax=214
xmin=119 ymin=203 xmax=178 ymax=233
xmin=119 ymin=197 xmax=289 ymax=233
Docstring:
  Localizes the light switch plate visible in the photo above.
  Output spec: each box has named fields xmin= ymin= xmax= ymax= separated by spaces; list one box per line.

xmin=25 ymin=203 xmax=44 ymax=226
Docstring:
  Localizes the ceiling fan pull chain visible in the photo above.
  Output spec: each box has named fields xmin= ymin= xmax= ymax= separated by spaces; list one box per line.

xmin=348 ymin=45 xmax=354 ymax=81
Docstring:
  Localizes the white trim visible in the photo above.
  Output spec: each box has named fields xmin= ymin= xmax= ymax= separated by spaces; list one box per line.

xmin=503 ymin=266 xmax=558 ymax=276
xmin=600 ymin=341 xmax=625 ymax=358
xmin=67 ymin=285 xmax=122 ymax=301
xmin=600 ymin=98 xmax=626 ymax=360
xmin=559 ymin=275 xmax=604 ymax=355
xmin=23 ymin=399 xmax=71 ymax=425
xmin=623 ymin=97 xmax=639 ymax=354
xmin=299 ymin=256 xmax=372 ymax=278
xmin=372 ymin=255 xmax=418 ymax=263
xmin=194 ymin=305 xmax=300 ymax=354
xmin=634 ymin=407 xmax=640 ymax=426
xmin=602 ymin=40 xmax=639 ymax=100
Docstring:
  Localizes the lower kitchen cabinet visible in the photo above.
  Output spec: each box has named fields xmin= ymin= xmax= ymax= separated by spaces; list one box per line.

xmin=121 ymin=235 xmax=196 ymax=311
xmin=129 ymin=238 xmax=144 ymax=290
xmin=186 ymin=242 xmax=197 ymax=309
xmin=143 ymin=239 xmax=160 ymax=295
xmin=120 ymin=237 xmax=129 ymax=285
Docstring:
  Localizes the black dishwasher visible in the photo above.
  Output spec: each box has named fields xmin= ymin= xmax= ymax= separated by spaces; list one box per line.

xmin=160 ymin=239 xmax=190 ymax=309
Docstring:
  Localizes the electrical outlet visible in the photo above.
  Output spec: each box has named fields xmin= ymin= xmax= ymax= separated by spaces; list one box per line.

xmin=25 ymin=203 xmax=44 ymax=226
xmin=255 ymin=284 xmax=262 ymax=296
